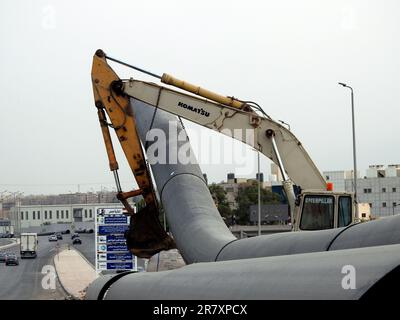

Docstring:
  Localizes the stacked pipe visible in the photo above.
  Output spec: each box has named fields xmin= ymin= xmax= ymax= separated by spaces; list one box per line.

xmin=86 ymin=99 xmax=400 ymax=300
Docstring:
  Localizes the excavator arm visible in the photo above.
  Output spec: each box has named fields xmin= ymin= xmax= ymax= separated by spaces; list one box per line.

xmin=119 ymin=74 xmax=327 ymax=223
xmin=120 ymin=78 xmax=326 ymax=190
xmin=91 ymin=50 xmax=175 ymax=258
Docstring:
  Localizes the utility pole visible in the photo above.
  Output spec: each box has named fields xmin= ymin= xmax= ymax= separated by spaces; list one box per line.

xmin=339 ymin=82 xmax=358 ymax=219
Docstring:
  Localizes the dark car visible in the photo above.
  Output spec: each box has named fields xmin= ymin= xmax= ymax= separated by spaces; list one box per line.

xmin=56 ymin=233 xmax=63 ymax=240
xmin=0 ymin=252 xmax=6 ymax=263
xmin=48 ymin=234 xmax=58 ymax=242
xmin=71 ymin=233 xmax=80 ymax=240
xmin=5 ymin=253 xmax=19 ymax=266
xmin=72 ymin=238 xmax=82 ymax=245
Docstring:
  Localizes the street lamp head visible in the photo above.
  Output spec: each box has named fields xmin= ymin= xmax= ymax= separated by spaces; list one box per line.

xmin=338 ymin=82 xmax=347 ymax=87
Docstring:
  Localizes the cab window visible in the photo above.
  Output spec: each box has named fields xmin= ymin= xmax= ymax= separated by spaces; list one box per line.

xmin=300 ymin=195 xmax=334 ymax=230
xmin=338 ymin=196 xmax=352 ymax=227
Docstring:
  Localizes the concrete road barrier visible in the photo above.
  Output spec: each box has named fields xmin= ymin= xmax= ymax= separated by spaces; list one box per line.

xmin=53 ymin=247 xmax=97 ymax=300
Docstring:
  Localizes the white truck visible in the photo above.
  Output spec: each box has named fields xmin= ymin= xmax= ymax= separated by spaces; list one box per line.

xmin=20 ymin=233 xmax=38 ymax=259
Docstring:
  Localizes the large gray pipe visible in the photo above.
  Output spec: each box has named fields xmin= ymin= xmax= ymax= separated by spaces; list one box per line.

xmin=130 ymin=99 xmax=400 ymax=263
xmin=131 ymin=98 xmax=236 ymax=263
xmin=86 ymin=243 xmax=400 ymax=300
xmin=86 ymin=99 xmax=400 ymax=299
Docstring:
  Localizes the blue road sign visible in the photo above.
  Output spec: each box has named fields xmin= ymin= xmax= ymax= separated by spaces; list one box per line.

xmin=106 ymin=234 xmax=126 ymax=243
xmin=106 ymin=243 xmax=128 ymax=252
xmin=104 ymin=216 xmax=128 ymax=224
xmin=107 ymin=252 xmax=133 ymax=261
xmin=98 ymin=225 xmax=128 ymax=235
xmin=107 ymin=262 xmax=134 ymax=270
xmin=96 ymin=207 xmax=137 ymax=273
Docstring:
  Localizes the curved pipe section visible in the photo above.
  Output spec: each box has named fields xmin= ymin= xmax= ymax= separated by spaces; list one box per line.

xmin=96 ymin=244 xmax=400 ymax=300
xmin=131 ymin=98 xmax=236 ymax=263
xmin=217 ymin=215 xmax=400 ymax=261
xmin=130 ymin=98 xmax=400 ymax=264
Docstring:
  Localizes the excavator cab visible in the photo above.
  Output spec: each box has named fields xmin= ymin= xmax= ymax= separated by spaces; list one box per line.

xmin=294 ymin=190 xmax=355 ymax=231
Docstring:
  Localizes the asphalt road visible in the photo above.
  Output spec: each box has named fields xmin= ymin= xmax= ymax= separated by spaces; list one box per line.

xmin=73 ymin=233 xmax=95 ymax=266
xmin=0 ymin=239 xmax=12 ymax=246
xmin=0 ymin=233 xmax=95 ymax=300
xmin=0 ymin=236 xmax=66 ymax=300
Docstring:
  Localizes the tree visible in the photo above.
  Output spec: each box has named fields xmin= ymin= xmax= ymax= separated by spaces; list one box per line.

xmin=209 ymin=183 xmax=232 ymax=219
xmin=234 ymin=181 xmax=281 ymax=224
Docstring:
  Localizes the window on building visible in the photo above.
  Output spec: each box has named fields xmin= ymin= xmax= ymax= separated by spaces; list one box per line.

xmin=21 ymin=212 xmax=24 ymax=220
xmin=56 ymin=210 xmax=59 ymax=219
xmin=369 ymin=203 xmax=372 ymax=208
xmin=49 ymin=211 xmax=52 ymax=219
xmin=26 ymin=212 xmax=28 ymax=220
xmin=85 ymin=209 xmax=87 ymax=218
xmin=393 ymin=188 xmax=397 ymax=193
xmin=33 ymin=211 xmax=36 ymax=220
xmin=382 ymin=188 xmax=386 ymax=193
xmin=89 ymin=209 xmax=92 ymax=218
xmin=45 ymin=211 xmax=47 ymax=219
xmin=37 ymin=211 xmax=40 ymax=219
xmin=362 ymin=213 xmax=366 ymax=218
xmin=61 ymin=210 xmax=64 ymax=219
xmin=383 ymin=202 xmax=387 ymax=207
xmin=394 ymin=202 xmax=397 ymax=207
xmin=66 ymin=210 xmax=69 ymax=219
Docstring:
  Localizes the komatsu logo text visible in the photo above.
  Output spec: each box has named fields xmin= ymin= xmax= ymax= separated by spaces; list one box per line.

xmin=178 ymin=101 xmax=210 ymax=117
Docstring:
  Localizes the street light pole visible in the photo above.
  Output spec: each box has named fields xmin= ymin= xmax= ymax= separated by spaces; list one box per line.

xmin=339 ymin=82 xmax=358 ymax=219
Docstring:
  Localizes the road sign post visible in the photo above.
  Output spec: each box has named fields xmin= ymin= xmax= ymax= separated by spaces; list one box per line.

xmin=95 ymin=208 xmax=137 ymax=274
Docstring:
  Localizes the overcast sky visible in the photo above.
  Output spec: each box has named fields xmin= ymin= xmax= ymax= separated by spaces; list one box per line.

xmin=0 ymin=0 xmax=399 ymax=195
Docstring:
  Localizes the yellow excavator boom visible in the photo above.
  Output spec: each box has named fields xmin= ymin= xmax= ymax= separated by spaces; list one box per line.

xmin=91 ymin=50 xmax=175 ymax=258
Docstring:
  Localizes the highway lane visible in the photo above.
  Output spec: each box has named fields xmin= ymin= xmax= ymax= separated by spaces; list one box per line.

xmin=0 ymin=232 xmax=134 ymax=300
xmin=0 ymin=239 xmax=13 ymax=246
xmin=73 ymin=233 xmax=95 ymax=266
xmin=0 ymin=236 xmax=70 ymax=300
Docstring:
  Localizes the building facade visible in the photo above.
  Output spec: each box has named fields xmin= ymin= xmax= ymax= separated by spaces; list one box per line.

xmin=345 ymin=165 xmax=400 ymax=217
xmin=10 ymin=203 xmax=124 ymax=231
xmin=326 ymin=165 xmax=400 ymax=217
xmin=218 ymin=173 xmax=274 ymax=210
xmin=323 ymin=170 xmax=359 ymax=192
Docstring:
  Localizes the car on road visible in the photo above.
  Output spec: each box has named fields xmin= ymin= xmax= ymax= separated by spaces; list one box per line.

xmin=0 ymin=252 xmax=6 ymax=263
xmin=71 ymin=233 xmax=80 ymax=240
xmin=5 ymin=253 xmax=19 ymax=266
xmin=0 ymin=233 xmax=13 ymax=238
xmin=72 ymin=238 xmax=82 ymax=245
xmin=56 ymin=233 xmax=63 ymax=240
xmin=48 ymin=235 xmax=58 ymax=242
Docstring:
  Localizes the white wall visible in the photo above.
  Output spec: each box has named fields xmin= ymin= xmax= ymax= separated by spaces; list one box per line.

xmin=16 ymin=203 xmax=123 ymax=228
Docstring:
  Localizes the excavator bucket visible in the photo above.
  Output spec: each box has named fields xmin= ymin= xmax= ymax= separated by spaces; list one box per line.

xmin=125 ymin=204 xmax=176 ymax=259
